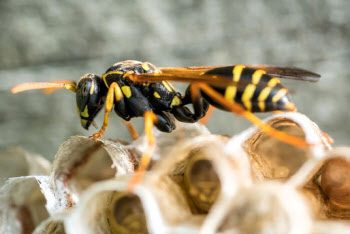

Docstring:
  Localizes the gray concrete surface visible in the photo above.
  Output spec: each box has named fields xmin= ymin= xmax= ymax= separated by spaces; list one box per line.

xmin=1 ymin=0 xmax=349 ymax=160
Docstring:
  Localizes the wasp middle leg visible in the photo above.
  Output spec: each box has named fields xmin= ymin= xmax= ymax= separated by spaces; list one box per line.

xmin=127 ymin=111 xmax=166 ymax=191
xmin=122 ymin=120 xmax=139 ymax=140
xmin=91 ymin=82 xmax=125 ymax=140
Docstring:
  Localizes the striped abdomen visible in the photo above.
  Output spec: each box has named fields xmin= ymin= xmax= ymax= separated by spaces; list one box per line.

xmin=203 ymin=65 xmax=295 ymax=112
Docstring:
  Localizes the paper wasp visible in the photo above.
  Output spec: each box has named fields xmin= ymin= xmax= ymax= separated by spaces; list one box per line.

xmin=12 ymin=60 xmax=321 ymax=182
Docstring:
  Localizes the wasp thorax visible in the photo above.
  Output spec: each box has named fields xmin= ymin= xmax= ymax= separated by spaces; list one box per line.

xmin=105 ymin=60 xmax=157 ymax=74
xmin=76 ymin=74 xmax=107 ymax=129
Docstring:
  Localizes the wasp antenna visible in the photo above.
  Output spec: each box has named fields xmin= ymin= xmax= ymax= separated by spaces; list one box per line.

xmin=42 ymin=80 xmax=76 ymax=94
xmin=11 ymin=82 xmax=76 ymax=94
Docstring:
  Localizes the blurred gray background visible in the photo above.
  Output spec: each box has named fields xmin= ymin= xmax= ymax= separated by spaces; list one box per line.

xmin=1 ymin=0 xmax=349 ymax=160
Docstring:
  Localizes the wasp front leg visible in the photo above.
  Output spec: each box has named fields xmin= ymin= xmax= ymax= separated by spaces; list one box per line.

xmin=91 ymin=82 xmax=125 ymax=140
xmin=171 ymin=84 xmax=209 ymax=123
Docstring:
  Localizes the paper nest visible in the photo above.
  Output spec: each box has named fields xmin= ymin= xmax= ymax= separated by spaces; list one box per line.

xmin=1 ymin=112 xmax=350 ymax=234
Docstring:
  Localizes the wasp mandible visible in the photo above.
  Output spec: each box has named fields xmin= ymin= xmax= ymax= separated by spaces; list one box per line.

xmin=12 ymin=60 xmax=321 ymax=183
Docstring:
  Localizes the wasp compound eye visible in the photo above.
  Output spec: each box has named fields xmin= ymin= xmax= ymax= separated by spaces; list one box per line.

xmin=76 ymin=74 xmax=107 ymax=129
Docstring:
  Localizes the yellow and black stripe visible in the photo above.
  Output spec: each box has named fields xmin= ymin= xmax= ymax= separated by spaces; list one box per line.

xmin=204 ymin=65 xmax=293 ymax=112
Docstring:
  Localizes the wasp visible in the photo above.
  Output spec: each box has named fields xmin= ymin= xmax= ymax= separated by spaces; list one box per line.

xmin=12 ymin=60 xmax=321 ymax=183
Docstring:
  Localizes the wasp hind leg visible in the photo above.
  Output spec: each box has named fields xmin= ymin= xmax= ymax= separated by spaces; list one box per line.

xmin=128 ymin=111 xmax=159 ymax=191
xmin=122 ymin=120 xmax=139 ymax=140
xmin=192 ymin=82 xmax=311 ymax=148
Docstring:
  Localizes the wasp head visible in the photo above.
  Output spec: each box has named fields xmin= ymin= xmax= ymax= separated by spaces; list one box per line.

xmin=76 ymin=74 xmax=107 ymax=129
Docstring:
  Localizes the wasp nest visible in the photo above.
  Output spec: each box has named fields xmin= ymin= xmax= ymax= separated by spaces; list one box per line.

xmin=2 ymin=112 xmax=350 ymax=234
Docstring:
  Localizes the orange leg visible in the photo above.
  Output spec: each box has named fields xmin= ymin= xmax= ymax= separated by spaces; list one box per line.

xmin=91 ymin=83 xmax=120 ymax=140
xmin=321 ymin=131 xmax=334 ymax=145
xmin=128 ymin=111 xmax=158 ymax=191
xmin=193 ymin=83 xmax=311 ymax=148
xmin=198 ymin=105 xmax=215 ymax=125
xmin=122 ymin=120 xmax=139 ymax=140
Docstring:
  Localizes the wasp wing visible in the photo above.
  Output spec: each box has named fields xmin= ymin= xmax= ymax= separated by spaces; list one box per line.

xmin=158 ymin=65 xmax=321 ymax=83
xmin=129 ymin=69 xmax=236 ymax=87
xmin=244 ymin=65 xmax=321 ymax=82
xmin=128 ymin=67 xmax=282 ymax=90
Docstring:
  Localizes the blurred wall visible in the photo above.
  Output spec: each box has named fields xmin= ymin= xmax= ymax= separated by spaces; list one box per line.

xmin=1 ymin=0 xmax=349 ymax=160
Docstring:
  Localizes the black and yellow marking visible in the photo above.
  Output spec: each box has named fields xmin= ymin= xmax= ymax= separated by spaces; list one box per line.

xmin=12 ymin=59 xmax=320 ymax=164
xmin=204 ymin=65 xmax=291 ymax=113
xmin=162 ymin=81 xmax=176 ymax=92
xmin=170 ymin=96 xmax=181 ymax=107
xmin=232 ymin=66 xmax=288 ymax=112
xmin=80 ymin=105 xmax=89 ymax=118
xmin=114 ymin=83 xmax=124 ymax=101
xmin=141 ymin=62 xmax=151 ymax=72
xmin=122 ymin=70 xmax=135 ymax=78
xmin=121 ymin=86 xmax=132 ymax=98
xmin=224 ymin=86 xmax=237 ymax=103
xmin=257 ymin=87 xmax=272 ymax=112
xmin=224 ymin=65 xmax=260 ymax=111
xmin=252 ymin=69 xmax=266 ymax=84
xmin=241 ymin=84 xmax=256 ymax=111
xmin=223 ymin=65 xmax=246 ymax=102
xmin=102 ymin=71 xmax=123 ymax=88
xmin=153 ymin=91 xmax=161 ymax=98
xmin=77 ymin=104 xmax=89 ymax=127
xmin=272 ymin=88 xmax=288 ymax=102
xmin=268 ymin=77 xmax=281 ymax=87
xmin=12 ymin=59 xmax=319 ymax=154
xmin=232 ymin=64 xmax=246 ymax=82
xmin=89 ymin=81 xmax=95 ymax=95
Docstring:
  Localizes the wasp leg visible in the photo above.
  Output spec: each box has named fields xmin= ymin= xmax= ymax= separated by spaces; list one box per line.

xmin=110 ymin=85 xmax=139 ymax=140
xmin=122 ymin=84 xmax=175 ymax=132
xmin=91 ymin=82 xmax=123 ymax=140
xmin=154 ymin=111 xmax=176 ymax=132
xmin=193 ymin=82 xmax=311 ymax=148
xmin=187 ymin=84 xmax=209 ymax=120
xmin=171 ymin=106 xmax=198 ymax=123
xmin=171 ymin=84 xmax=209 ymax=123
xmin=122 ymin=120 xmax=139 ymax=140
xmin=113 ymin=86 xmax=132 ymax=121
xmin=128 ymin=111 xmax=158 ymax=191
xmin=321 ymin=131 xmax=334 ymax=145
